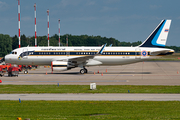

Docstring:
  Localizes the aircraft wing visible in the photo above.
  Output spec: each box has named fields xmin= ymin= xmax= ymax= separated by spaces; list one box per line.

xmin=68 ymin=43 xmax=107 ymax=66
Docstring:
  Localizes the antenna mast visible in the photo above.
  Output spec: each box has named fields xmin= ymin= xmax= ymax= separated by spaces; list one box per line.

xmin=18 ymin=0 xmax=21 ymax=48
xmin=34 ymin=3 xmax=37 ymax=47
xmin=58 ymin=19 xmax=60 ymax=47
xmin=47 ymin=9 xmax=49 ymax=47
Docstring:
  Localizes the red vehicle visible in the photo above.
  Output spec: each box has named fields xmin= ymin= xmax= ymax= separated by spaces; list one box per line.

xmin=8 ymin=66 xmax=20 ymax=77
xmin=20 ymin=65 xmax=32 ymax=70
xmin=0 ymin=67 xmax=4 ymax=77
xmin=0 ymin=63 xmax=11 ymax=71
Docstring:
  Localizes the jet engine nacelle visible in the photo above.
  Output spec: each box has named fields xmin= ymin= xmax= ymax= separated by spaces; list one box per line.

xmin=51 ymin=61 xmax=71 ymax=71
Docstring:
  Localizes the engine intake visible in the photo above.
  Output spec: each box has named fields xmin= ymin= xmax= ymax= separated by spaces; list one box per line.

xmin=51 ymin=61 xmax=71 ymax=71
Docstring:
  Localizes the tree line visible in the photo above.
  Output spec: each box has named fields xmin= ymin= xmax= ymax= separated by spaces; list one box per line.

xmin=0 ymin=33 xmax=180 ymax=57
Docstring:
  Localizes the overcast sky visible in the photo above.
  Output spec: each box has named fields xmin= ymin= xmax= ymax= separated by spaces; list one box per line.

xmin=0 ymin=0 xmax=180 ymax=46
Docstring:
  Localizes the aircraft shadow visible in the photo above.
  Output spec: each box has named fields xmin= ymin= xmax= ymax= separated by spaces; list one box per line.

xmin=53 ymin=71 xmax=152 ymax=75
xmin=17 ymin=71 xmax=151 ymax=75
xmin=87 ymin=72 xmax=151 ymax=74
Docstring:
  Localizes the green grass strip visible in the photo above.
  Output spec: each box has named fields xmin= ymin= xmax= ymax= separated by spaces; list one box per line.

xmin=0 ymin=85 xmax=180 ymax=94
xmin=0 ymin=101 xmax=180 ymax=120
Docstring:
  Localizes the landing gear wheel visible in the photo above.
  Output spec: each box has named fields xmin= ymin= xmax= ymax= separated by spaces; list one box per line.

xmin=24 ymin=70 xmax=28 ymax=74
xmin=80 ymin=69 xmax=85 ymax=74
xmin=80 ymin=68 xmax=88 ymax=74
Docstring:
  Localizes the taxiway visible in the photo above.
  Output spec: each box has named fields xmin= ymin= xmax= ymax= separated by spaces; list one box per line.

xmin=0 ymin=61 xmax=180 ymax=85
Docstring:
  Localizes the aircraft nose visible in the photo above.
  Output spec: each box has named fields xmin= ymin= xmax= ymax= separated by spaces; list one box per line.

xmin=5 ymin=54 xmax=20 ymax=64
xmin=4 ymin=54 xmax=12 ymax=63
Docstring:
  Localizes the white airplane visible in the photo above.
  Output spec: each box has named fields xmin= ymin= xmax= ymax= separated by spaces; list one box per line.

xmin=4 ymin=19 xmax=174 ymax=74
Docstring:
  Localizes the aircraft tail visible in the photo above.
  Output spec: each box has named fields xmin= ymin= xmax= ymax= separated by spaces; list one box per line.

xmin=139 ymin=19 xmax=171 ymax=48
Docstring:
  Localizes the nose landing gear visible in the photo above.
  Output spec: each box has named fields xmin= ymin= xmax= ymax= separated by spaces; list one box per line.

xmin=24 ymin=70 xmax=28 ymax=74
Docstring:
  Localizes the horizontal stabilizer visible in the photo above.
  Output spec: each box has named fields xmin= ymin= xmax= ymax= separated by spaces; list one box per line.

xmin=150 ymin=50 xmax=174 ymax=56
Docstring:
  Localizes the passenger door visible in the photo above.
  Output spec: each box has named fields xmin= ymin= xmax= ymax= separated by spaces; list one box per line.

xmin=135 ymin=48 xmax=141 ymax=59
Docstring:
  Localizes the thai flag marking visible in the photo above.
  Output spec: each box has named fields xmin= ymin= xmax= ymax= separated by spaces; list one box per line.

xmin=165 ymin=29 xmax=169 ymax=32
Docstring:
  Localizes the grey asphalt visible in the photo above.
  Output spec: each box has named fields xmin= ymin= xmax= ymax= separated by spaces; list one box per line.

xmin=0 ymin=93 xmax=180 ymax=101
xmin=1 ymin=61 xmax=180 ymax=101
xmin=1 ymin=61 xmax=180 ymax=85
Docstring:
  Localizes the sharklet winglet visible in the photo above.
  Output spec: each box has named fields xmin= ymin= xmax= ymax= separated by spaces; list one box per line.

xmin=97 ymin=43 xmax=107 ymax=55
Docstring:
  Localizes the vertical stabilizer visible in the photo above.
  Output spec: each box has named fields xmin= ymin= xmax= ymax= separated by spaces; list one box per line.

xmin=139 ymin=20 xmax=171 ymax=48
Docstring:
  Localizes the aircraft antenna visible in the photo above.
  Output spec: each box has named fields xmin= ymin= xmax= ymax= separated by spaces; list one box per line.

xmin=47 ymin=9 xmax=49 ymax=47
xmin=34 ymin=3 xmax=37 ymax=47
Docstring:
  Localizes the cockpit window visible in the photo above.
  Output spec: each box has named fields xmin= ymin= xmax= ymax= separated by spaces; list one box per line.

xmin=10 ymin=51 xmax=17 ymax=54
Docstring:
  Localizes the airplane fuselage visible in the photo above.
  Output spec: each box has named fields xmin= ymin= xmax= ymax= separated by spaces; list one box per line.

xmin=5 ymin=46 xmax=173 ymax=66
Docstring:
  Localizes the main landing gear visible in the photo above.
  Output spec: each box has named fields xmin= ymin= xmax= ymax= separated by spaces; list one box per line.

xmin=23 ymin=66 xmax=28 ymax=74
xmin=80 ymin=68 xmax=88 ymax=74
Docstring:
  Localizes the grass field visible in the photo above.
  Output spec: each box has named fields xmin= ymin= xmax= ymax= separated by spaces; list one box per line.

xmin=0 ymin=85 xmax=180 ymax=94
xmin=0 ymin=101 xmax=180 ymax=120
